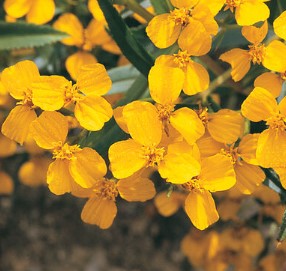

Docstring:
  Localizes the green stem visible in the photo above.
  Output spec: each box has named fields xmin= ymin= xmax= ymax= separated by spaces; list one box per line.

xmin=116 ymin=0 xmax=154 ymax=22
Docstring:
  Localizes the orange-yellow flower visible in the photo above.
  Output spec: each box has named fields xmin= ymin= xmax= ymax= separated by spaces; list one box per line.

xmin=31 ymin=63 xmax=113 ymax=131
xmin=146 ymin=0 xmax=218 ymax=56
xmin=4 ymin=0 xmax=55 ymax=24
xmin=1 ymin=60 xmax=40 ymax=144
xmin=53 ymin=13 xmax=120 ymax=79
xmin=241 ymin=87 xmax=286 ymax=168
xmin=30 ymin=111 xmax=107 ymax=195
xmin=220 ymin=21 xmax=268 ymax=81
xmin=78 ymin=175 xmax=156 ymax=229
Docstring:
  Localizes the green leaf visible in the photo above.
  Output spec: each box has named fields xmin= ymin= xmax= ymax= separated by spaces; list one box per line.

xmin=97 ymin=0 xmax=154 ymax=77
xmin=150 ymin=0 xmax=173 ymax=14
xmin=0 ymin=21 xmax=68 ymax=50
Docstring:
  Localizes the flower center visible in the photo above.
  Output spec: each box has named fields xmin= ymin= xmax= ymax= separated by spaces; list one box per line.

xmin=64 ymin=82 xmax=84 ymax=104
xmin=52 ymin=142 xmax=81 ymax=160
xmin=181 ymin=177 xmax=202 ymax=191
xmin=248 ymin=44 xmax=266 ymax=65
xmin=141 ymin=145 xmax=165 ymax=167
xmin=196 ymin=108 xmax=209 ymax=126
xmin=225 ymin=0 xmax=241 ymax=10
xmin=266 ymin=113 xmax=286 ymax=131
xmin=17 ymin=89 xmax=34 ymax=108
xmin=173 ymin=50 xmax=192 ymax=68
xmin=169 ymin=8 xmax=192 ymax=27
xmin=92 ymin=179 xmax=118 ymax=201
xmin=156 ymin=103 xmax=175 ymax=136
xmin=220 ymin=144 xmax=241 ymax=165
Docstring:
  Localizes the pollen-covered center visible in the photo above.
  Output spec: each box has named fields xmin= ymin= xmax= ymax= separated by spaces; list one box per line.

xmin=52 ymin=142 xmax=81 ymax=160
xmin=64 ymin=82 xmax=84 ymax=104
xmin=220 ymin=144 xmax=242 ymax=165
xmin=225 ymin=0 xmax=241 ymax=10
xmin=181 ymin=177 xmax=202 ymax=191
xmin=141 ymin=145 xmax=165 ymax=167
xmin=169 ymin=8 xmax=192 ymax=27
xmin=156 ymin=103 xmax=175 ymax=122
xmin=18 ymin=89 xmax=34 ymax=108
xmin=93 ymin=179 xmax=119 ymax=201
xmin=248 ymin=44 xmax=266 ymax=65
xmin=173 ymin=50 xmax=192 ymax=68
xmin=196 ymin=108 xmax=209 ymax=126
xmin=266 ymin=113 xmax=286 ymax=131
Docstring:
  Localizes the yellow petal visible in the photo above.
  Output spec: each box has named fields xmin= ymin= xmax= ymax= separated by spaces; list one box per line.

xmin=257 ymin=128 xmax=286 ymax=168
xmin=185 ymin=190 xmax=219 ymax=230
xmin=0 ymin=133 xmax=17 ymax=157
xmin=148 ymin=64 xmax=184 ymax=104
xmin=170 ymin=0 xmax=198 ymax=8
xmin=254 ymin=72 xmax=283 ymax=98
xmin=170 ymin=107 xmax=205 ymax=145
xmin=274 ymin=167 xmax=286 ymax=190
xmin=178 ymin=19 xmax=211 ymax=56
xmin=154 ymin=191 xmax=186 ymax=216
xmin=183 ymin=61 xmax=209 ymax=95
xmin=88 ymin=0 xmax=105 ymax=22
xmin=81 ymin=197 xmax=117 ymax=229
xmin=146 ymin=14 xmax=181 ymax=48
xmin=263 ymin=40 xmax=286 ymax=73
xmin=200 ymin=154 xmax=236 ymax=191
xmin=30 ymin=111 xmax=68 ymax=149
xmin=108 ymin=139 xmax=147 ymax=179
xmin=113 ymin=106 xmax=129 ymax=134
xmin=75 ymin=96 xmax=113 ymax=131
xmin=241 ymin=87 xmax=278 ymax=122
xmin=158 ymin=141 xmax=201 ymax=184
xmin=239 ymin=133 xmax=260 ymax=165
xmin=26 ymin=0 xmax=55 ymax=24
xmin=234 ymin=162 xmax=265 ymax=194
xmin=66 ymin=51 xmax=97 ymax=81
xmin=31 ymin=75 xmax=67 ymax=111
xmin=47 ymin=159 xmax=75 ymax=195
xmin=70 ymin=147 xmax=107 ymax=188
xmin=4 ymin=0 xmax=30 ymax=18
xmin=196 ymin=0 xmax=224 ymax=16
xmin=279 ymin=96 xmax=286 ymax=115
xmin=117 ymin=176 xmax=156 ymax=202
xmin=24 ymin=133 xmax=45 ymax=154
xmin=235 ymin=1 xmax=269 ymax=26
xmin=274 ymin=11 xmax=286 ymax=40
xmin=76 ymin=63 xmax=112 ymax=96
xmin=53 ymin=13 xmax=84 ymax=47
xmin=196 ymin=132 xmax=223 ymax=158
xmin=0 ymin=171 xmax=14 ymax=194
xmin=19 ymin=157 xmax=50 ymax=186
xmin=1 ymin=105 xmax=37 ymax=145
xmin=219 ymin=49 xmax=250 ymax=81
xmin=123 ymin=101 xmax=162 ymax=146
xmin=241 ymin=20 xmax=268 ymax=44
xmin=192 ymin=5 xmax=218 ymax=35
xmin=208 ymin=109 xmax=244 ymax=144
xmin=1 ymin=60 xmax=40 ymax=99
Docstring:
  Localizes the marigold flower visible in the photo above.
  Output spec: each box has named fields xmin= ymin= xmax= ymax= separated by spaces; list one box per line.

xmin=75 ymin=174 xmax=156 ymax=229
xmin=30 ymin=111 xmax=107 ymax=195
xmin=31 ymin=63 xmax=113 ymax=131
xmin=53 ymin=13 xmax=120 ymax=79
xmin=4 ymin=0 xmax=55 ymax=24
xmin=220 ymin=21 xmax=268 ymax=81
xmin=197 ymin=132 xmax=265 ymax=194
xmin=1 ymin=60 xmax=40 ymax=144
xmin=146 ymin=0 xmax=218 ymax=56
xmin=241 ymin=86 xmax=286 ymax=168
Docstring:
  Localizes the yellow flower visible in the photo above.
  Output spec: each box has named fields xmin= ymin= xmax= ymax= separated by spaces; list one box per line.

xmin=31 ymin=63 xmax=113 ymax=131
xmin=149 ymin=50 xmax=209 ymax=96
xmin=4 ymin=0 xmax=55 ymax=24
xmin=220 ymin=21 xmax=268 ymax=81
xmin=30 ymin=111 xmax=107 ymax=195
xmin=146 ymin=0 xmax=218 ymax=55
xmin=0 ymin=171 xmax=14 ymax=195
xmin=1 ymin=60 xmax=40 ymax=144
xmin=197 ymin=132 xmax=265 ymax=194
xmin=241 ymin=86 xmax=286 ymax=168
xmin=80 ymin=175 xmax=156 ymax=229
xmin=196 ymin=107 xmax=245 ymax=144
xmin=53 ymin=13 xmax=120 ymax=79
